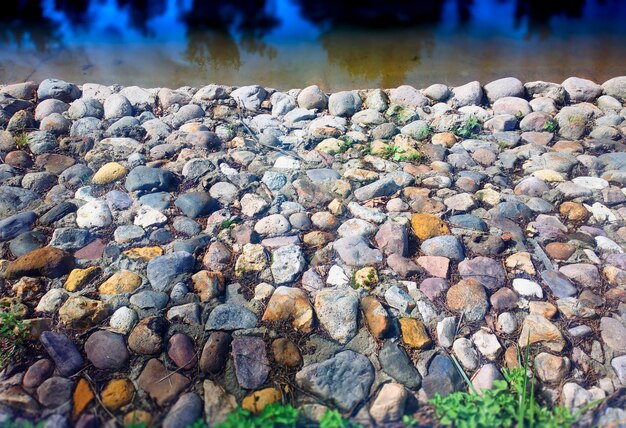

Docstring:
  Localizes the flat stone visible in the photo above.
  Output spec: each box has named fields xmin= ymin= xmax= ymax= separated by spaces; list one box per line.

xmin=446 ymin=279 xmax=488 ymax=321
xmin=205 ymin=303 xmax=258 ymax=331
xmin=138 ymin=359 xmax=190 ymax=406
xmin=40 ymin=331 xmax=83 ymax=376
xmin=262 ymin=286 xmax=314 ymax=332
xmin=232 ymin=336 xmax=270 ymax=389
xmin=315 ymin=287 xmax=359 ymax=344
xmin=84 ymin=331 xmax=129 ymax=370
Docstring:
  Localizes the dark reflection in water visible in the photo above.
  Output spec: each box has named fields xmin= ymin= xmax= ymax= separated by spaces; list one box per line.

xmin=0 ymin=0 xmax=625 ymax=90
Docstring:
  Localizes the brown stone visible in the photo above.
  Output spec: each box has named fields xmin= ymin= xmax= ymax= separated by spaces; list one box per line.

xmin=74 ymin=239 xmax=106 ymax=259
xmin=72 ymin=378 xmax=94 ymax=419
xmin=411 ymin=213 xmax=450 ymax=240
xmin=138 ymin=359 xmax=190 ymax=406
xmin=64 ymin=266 xmax=99 ymax=292
xmin=399 ymin=318 xmax=432 ymax=349
xmin=490 ymin=287 xmax=519 ymax=311
xmin=58 ymin=296 xmax=109 ymax=330
xmin=361 ymin=296 xmax=391 ymax=338
xmin=200 ymin=331 xmax=232 ymax=374
xmin=261 ymin=286 xmax=314 ymax=332
xmin=128 ymin=317 xmax=167 ymax=355
xmin=559 ymin=201 xmax=590 ymax=222
xmin=271 ymin=338 xmax=301 ymax=367
xmin=431 ymin=132 xmax=456 ymax=148
xmin=416 ymin=256 xmax=449 ymax=278
xmin=23 ymin=359 xmax=54 ymax=388
xmin=303 ymin=231 xmax=334 ymax=247
xmin=123 ymin=411 xmax=152 ymax=427
xmin=168 ymin=333 xmax=197 ymax=370
xmin=242 ymin=388 xmax=282 ymax=414
xmin=102 ymin=378 xmax=135 ymax=410
xmin=99 ymin=270 xmax=142 ymax=295
xmin=518 ymin=314 xmax=565 ymax=352
xmin=545 ymin=242 xmax=575 ymax=260
xmin=35 ymin=153 xmax=76 ymax=174
xmin=446 ymin=278 xmax=488 ymax=321
xmin=5 ymin=247 xmax=74 ymax=279
xmin=191 ymin=270 xmax=224 ymax=301
xmin=122 ymin=246 xmax=163 ymax=261
xmin=529 ymin=301 xmax=557 ymax=319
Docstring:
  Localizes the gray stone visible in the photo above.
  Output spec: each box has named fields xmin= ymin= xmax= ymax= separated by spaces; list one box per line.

xmin=379 ymin=341 xmax=422 ymax=390
xmin=39 ymin=332 xmax=83 ymax=376
xmin=205 ymin=303 xmax=257 ymax=330
xmin=315 ymin=287 xmax=359 ymax=344
xmin=147 ymin=251 xmax=195 ymax=292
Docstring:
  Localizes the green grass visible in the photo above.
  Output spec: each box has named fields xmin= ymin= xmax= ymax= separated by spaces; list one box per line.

xmin=338 ymin=136 xmax=356 ymax=153
xmin=431 ymin=341 xmax=600 ymax=428
xmin=379 ymin=145 xmax=424 ymax=162
xmin=220 ymin=218 xmax=242 ymax=230
xmin=543 ymin=118 xmax=558 ymax=133
xmin=0 ymin=305 xmax=29 ymax=370
xmin=14 ymin=134 xmax=28 ymax=149
xmin=452 ymin=115 xmax=482 ymax=139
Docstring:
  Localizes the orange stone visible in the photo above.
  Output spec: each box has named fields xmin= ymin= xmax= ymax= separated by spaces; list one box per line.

xmin=102 ymin=378 xmax=135 ymax=410
xmin=123 ymin=246 xmax=163 ymax=261
xmin=411 ymin=213 xmax=450 ymax=241
xmin=399 ymin=318 xmax=432 ymax=349
xmin=242 ymin=387 xmax=282 ymax=414
xmin=72 ymin=378 xmax=94 ymax=419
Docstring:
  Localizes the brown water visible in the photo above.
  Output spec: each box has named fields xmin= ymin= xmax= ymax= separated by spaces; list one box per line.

xmin=1 ymin=0 xmax=625 ymax=91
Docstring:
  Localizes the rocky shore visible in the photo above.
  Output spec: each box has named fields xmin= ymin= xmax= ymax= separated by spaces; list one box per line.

xmin=0 ymin=75 xmax=625 ymax=427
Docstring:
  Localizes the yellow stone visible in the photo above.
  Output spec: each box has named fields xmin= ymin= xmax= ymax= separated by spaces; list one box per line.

xmin=532 ymin=169 xmax=565 ymax=182
xmin=370 ymin=140 xmax=390 ymax=156
xmin=102 ymin=378 xmax=135 ymax=410
xmin=327 ymin=199 xmax=345 ymax=216
xmin=411 ymin=213 xmax=449 ymax=240
xmin=92 ymin=162 xmax=128 ymax=185
xmin=123 ymin=410 xmax=151 ymax=427
xmin=242 ymin=387 xmax=282 ymax=414
xmin=315 ymin=138 xmax=342 ymax=154
xmin=72 ymin=378 xmax=94 ymax=419
xmin=399 ymin=318 xmax=432 ymax=349
xmin=505 ymin=252 xmax=535 ymax=275
xmin=64 ymin=266 xmax=99 ymax=292
xmin=431 ymin=132 xmax=457 ymax=148
xmin=354 ymin=267 xmax=378 ymax=289
xmin=123 ymin=246 xmax=163 ymax=261
xmin=99 ymin=270 xmax=142 ymax=295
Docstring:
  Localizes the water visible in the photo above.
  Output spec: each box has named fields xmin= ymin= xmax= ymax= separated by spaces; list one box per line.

xmin=1 ymin=0 xmax=625 ymax=91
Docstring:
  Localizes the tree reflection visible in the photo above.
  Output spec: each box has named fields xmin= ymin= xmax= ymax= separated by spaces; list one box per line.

xmin=0 ymin=0 xmax=61 ymax=51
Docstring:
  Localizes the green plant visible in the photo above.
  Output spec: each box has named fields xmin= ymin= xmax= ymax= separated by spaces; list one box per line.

xmin=319 ymin=410 xmax=360 ymax=428
xmin=14 ymin=134 xmax=28 ymax=149
xmin=0 ymin=305 xmax=29 ymax=369
xmin=185 ymin=420 xmax=208 ymax=428
xmin=515 ymin=111 xmax=524 ymax=121
xmin=431 ymin=343 xmax=599 ymax=428
xmin=543 ymin=118 xmax=558 ymax=133
xmin=216 ymin=403 xmax=299 ymax=428
xmin=452 ymin=115 xmax=482 ymax=139
xmin=402 ymin=414 xmax=419 ymax=426
xmin=0 ymin=419 xmax=43 ymax=428
xmin=220 ymin=218 xmax=241 ymax=230
xmin=416 ymin=125 xmax=434 ymax=140
xmin=338 ymin=136 xmax=356 ymax=153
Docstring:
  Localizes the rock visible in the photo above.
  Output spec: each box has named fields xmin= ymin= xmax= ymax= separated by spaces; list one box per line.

xmin=59 ymin=296 xmax=109 ymax=329
xmin=39 ymin=332 xmax=83 ymax=376
xmin=446 ymin=279 xmax=488 ymax=321
xmin=328 ymin=91 xmax=362 ymax=117
xmin=600 ymin=317 xmax=626 ymax=352
xmin=262 ymin=286 xmax=314 ymax=332
xmin=125 ymin=166 xmax=176 ymax=192
xmin=450 ymin=81 xmax=483 ymax=107
xmin=76 ymin=199 xmax=112 ymax=228
xmin=315 ymin=287 xmax=359 ymax=344
xmin=128 ymin=316 xmax=167 ymax=354
xmin=422 ymin=355 xmax=464 ymax=399
xmin=271 ymin=245 xmax=306 ymax=284
xmin=101 ymin=378 xmax=135 ymax=410
xmin=147 ymin=251 xmax=195 ymax=292
xmin=399 ymin=318 xmax=431 ymax=349
xmin=484 ymin=77 xmax=524 ymax=102
xmin=472 ymin=330 xmax=503 ymax=360
xmin=334 ymin=236 xmax=383 ymax=266
xmin=99 ymin=270 xmax=142 ymax=295
xmin=138 ymin=359 xmax=190 ymax=406
xmin=354 ymin=177 xmax=400 ymax=201
xmin=232 ymin=336 xmax=270 ymax=389
xmin=411 ymin=213 xmax=450 ymax=241
xmin=518 ymin=314 xmax=565 ymax=352
xmin=361 ymin=296 xmax=391 ymax=338
xmin=541 ymin=270 xmax=577 ymax=298
xmin=512 ymin=278 xmax=543 ymax=299
xmin=200 ymin=332 xmax=232 ymax=374
xmin=23 ymin=359 xmax=54 ymax=388
xmin=38 ymin=78 xmax=81 ymax=102
xmin=204 ymin=380 xmax=237 ymax=424
xmin=37 ymin=376 xmax=73 ymax=409
xmin=296 ymin=350 xmax=374 ymax=411
xmin=272 ymin=338 xmax=302 ymax=367
xmin=242 ymin=388 xmax=282 ymax=414
xmin=297 ymin=85 xmax=327 ymax=109
xmin=0 ymin=211 xmax=37 ymax=242
xmin=562 ymin=77 xmax=602 ymax=102
xmin=168 ymin=333 xmax=197 ymax=370
xmin=471 ymin=364 xmax=503 ymax=394
xmin=369 ymin=383 xmax=407 ymax=424
xmin=421 ymin=236 xmax=464 ymax=261
xmin=5 ymin=247 xmax=73 ymax=279
xmin=561 ymin=382 xmax=605 ymax=411
xmin=206 ymin=303 xmax=257 ymax=330
xmin=535 ymin=352 xmax=570 ymax=383
xmin=458 ymin=257 xmax=506 ymax=290
xmin=84 ymin=330 xmax=129 ymax=370
xmin=72 ymin=378 xmax=94 ymax=418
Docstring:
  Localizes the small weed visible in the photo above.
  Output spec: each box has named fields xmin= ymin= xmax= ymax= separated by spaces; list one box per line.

xmin=216 ymin=403 xmax=299 ymax=428
xmin=14 ymin=134 xmax=28 ymax=149
xmin=416 ymin=125 xmax=434 ymax=140
xmin=0 ymin=419 xmax=43 ymax=428
xmin=319 ymin=410 xmax=360 ymax=428
xmin=220 ymin=218 xmax=242 ymax=230
xmin=185 ymin=420 xmax=208 ymax=428
xmin=338 ymin=136 xmax=356 ymax=153
xmin=431 ymin=341 xmax=600 ymax=428
xmin=452 ymin=115 xmax=482 ymax=139
xmin=379 ymin=145 xmax=424 ymax=162
xmin=0 ymin=305 xmax=29 ymax=369
xmin=402 ymin=415 xmax=419 ymax=426
xmin=515 ymin=111 xmax=525 ymax=121
xmin=543 ymin=118 xmax=558 ymax=133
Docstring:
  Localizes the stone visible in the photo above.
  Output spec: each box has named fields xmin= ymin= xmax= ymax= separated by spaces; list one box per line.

xmin=84 ymin=331 xmax=129 ymax=370
xmin=37 ymin=376 xmax=73 ymax=408
xmin=0 ymin=211 xmax=37 ymax=242
xmin=369 ymin=383 xmax=407 ymax=424
xmin=272 ymin=338 xmax=302 ymax=367
xmin=72 ymin=378 xmax=94 ymax=418
xmin=422 ymin=355 xmax=464 ymax=399
xmin=101 ymin=378 xmax=135 ymax=410
xmin=535 ymin=353 xmax=570 ymax=383
xmin=411 ymin=213 xmax=450 ymax=240
xmin=600 ymin=317 xmax=626 ymax=352
xmin=519 ymin=314 xmax=565 ymax=352
xmin=147 ymin=251 xmax=195 ymax=292
xmin=361 ymin=296 xmax=391 ymax=339
xmin=59 ymin=296 xmax=108 ymax=329
xmin=399 ymin=318 xmax=431 ymax=349
xmin=64 ymin=266 xmax=99 ymax=292
xmin=232 ymin=336 xmax=270 ymax=389
xmin=262 ymin=286 xmax=314 ymax=332
xmin=512 ymin=278 xmax=543 ymax=299
xmin=271 ymin=245 xmax=306 ymax=284
xmin=446 ymin=279 xmax=488 ymax=322
xmin=334 ymin=236 xmax=383 ymax=266
xmin=128 ymin=316 xmax=167 ymax=354
xmin=5 ymin=247 xmax=74 ymax=279
xmin=99 ymin=270 xmax=142 ymax=295
xmin=458 ymin=257 xmax=506 ymax=290
xmin=205 ymin=303 xmax=257 ymax=331
xmin=472 ymin=330 xmax=503 ymax=360
xmin=315 ymin=287 xmax=359 ymax=344
xmin=562 ymin=77 xmax=602 ymax=102
xmin=200 ymin=332 xmax=232 ymax=374
xmin=296 ymin=350 xmax=374 ymax=411
xmin=92 ymin=162 xmax=128 ymax=184
xmin=204 ymin=380 xmax=237 ymax=424
xmin=421 ymin=236 xmax=464 ymax=261
xmin=168 ymin=333 xmax=197 ymax=370
xmin=138 ymin=359 xmax=190 ymax=406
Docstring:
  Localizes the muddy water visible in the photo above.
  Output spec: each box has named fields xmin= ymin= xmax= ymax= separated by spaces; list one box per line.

xmin=1 ymin=0 xmax=625 ymax=91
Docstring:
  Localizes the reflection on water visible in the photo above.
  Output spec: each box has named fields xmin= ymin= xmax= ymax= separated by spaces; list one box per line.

xmin=0 ymin=0 xmax=625 ymax=90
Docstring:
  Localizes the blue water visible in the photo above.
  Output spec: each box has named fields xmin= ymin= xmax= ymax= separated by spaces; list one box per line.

xmin=1 ymin=0 xmax=625 ymax=90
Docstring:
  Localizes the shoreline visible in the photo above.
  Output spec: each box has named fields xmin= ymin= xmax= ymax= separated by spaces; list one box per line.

xmin=0 ymin=75 xmax=625 ymax=426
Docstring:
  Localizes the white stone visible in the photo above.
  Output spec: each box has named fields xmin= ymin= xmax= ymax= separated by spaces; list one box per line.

xmin=512 ymin=278 xmax=544 ymax=298
xmin=109 ymin=306 xmax=138 ymax=334
xmin=273 ymin=156 xmax=301 ymax=170
xmin=271 ymin=244 xmax=305 ymax=285
xmin=472 ymin=330 xmax=503 ymax=360
xmin=572 ymin=176 xmax=609 ymax=190
xmin=437 ymin=316 xmax=456 ymax=348
xmin=35 ymin=288 xmax=68 ymax=313
xmin=326 ymin=265 xmax=350 ymax=287
xmin=453 ymin=338 xmax=478 ymax=370
xmin=240 ymin=193 xmax=269 ymax=218
xmin=254 ymin=283 xmax=275 ymax=300
xmin=337 ymin=218 xmax=377 ymax=238
xmin=134 ymin=205 xmax=167 ymax=228
xmin=497 ymin=312 xmax=518 ymax=334
xmin=385 ymin=286 xmax=415 ymax=314
xmin=76 ymin=199 xmax=113 ymax=228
